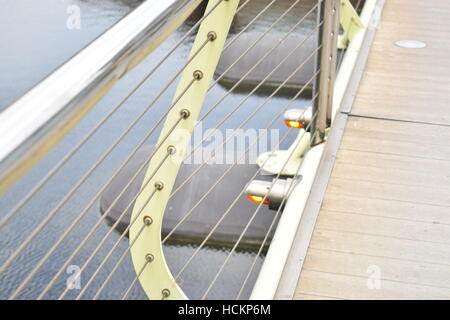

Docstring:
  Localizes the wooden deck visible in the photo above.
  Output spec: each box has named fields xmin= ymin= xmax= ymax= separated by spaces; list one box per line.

xmin=292 ymin=0 xmax=450 ymax=299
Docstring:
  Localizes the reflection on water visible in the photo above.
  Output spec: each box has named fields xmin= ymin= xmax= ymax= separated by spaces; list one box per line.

xmin=0 ymin=0 xmax=316 ymax=299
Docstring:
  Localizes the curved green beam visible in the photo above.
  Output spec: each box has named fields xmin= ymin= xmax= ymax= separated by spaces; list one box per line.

xmin=129 ymin=0 xmax=238 ymax=300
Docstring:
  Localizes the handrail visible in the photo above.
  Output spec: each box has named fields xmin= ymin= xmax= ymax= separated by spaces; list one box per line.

xmin=0 ymin=0 xmax=202 ymax=193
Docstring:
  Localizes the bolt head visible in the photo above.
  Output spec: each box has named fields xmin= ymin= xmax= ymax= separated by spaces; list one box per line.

xmin=193 ymin=70 xmax=203 ymax=80
xmin=162 ymin=289 xmax=170 ymax=298
xmin=207 ymin=31 xmax=217 ymax=41
xmin=167 ymin=145 xmax=176 ymax=155
xmin=180 ymin=109 xmax=190 ymax=119
xmin=154 ymin=181 xmax=164 ymax=190
xmin=143 ymin=216 xmax=153 ymax=226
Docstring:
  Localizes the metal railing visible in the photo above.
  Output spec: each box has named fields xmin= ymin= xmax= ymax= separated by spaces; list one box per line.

xmin=0 ymin=0 xmax=366 ymax=300
xmin=0 ymin=0 xmax=204 ymax=194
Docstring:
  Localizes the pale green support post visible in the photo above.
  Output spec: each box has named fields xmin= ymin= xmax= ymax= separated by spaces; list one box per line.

xmin=338 ymin=0 xmax=365 ymax=49
xmin=257 ymin=130 xmax=311 ymax=176
xmin=128 ymin=0 xmax=239 ymax=300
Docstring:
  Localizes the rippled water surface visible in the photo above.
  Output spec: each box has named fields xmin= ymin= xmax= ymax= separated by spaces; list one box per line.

xmin=0 ymin=0 xmax=316 ymax=299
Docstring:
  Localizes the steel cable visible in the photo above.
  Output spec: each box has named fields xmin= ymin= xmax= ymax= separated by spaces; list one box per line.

xmin=32 ymin=1 xmax=317 ymax=299
xmin=92 ymin=69 xmax=320 ymax=301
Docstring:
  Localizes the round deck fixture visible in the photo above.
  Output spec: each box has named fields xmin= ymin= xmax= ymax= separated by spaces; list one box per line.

xmin=395 ymin=40 xmax=427 ymax=49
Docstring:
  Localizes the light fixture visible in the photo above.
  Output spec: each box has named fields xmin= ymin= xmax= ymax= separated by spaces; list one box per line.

xmin=245 ymin=178 xmax=295 ymax=211
xmin=284 ymin=106 xmax=312 ymax=129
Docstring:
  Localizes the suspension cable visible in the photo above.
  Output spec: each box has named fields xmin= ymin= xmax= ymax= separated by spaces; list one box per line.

xmin=2 ymin=0 xmax=327 ymax=300
xmin=0 ymin=0 xmax=227 ymax=231
xmin=91 ymin=69 xmax=320 ymax=300
xmin=235 ymin=91 xmax=320 ymax=299
xmin=0 ymin=40 xmax=207 ymax=282
xmin=28 ymin=1 xmax=316 ymax=299
xmin=201 ymin=109 xmax=320 ymax=300
xmin=121 ymin=66 xmax=321 ymax=299
xmin=73 ymin=17 xmax=321 ymax=299
xmin=121 ymin=106 xmax=314 ymax=299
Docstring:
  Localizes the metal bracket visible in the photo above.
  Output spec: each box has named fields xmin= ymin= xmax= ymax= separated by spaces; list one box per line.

xmin=129 ymin=0 xmax=238 ymax=300
xmin=257 ymin=130 xmax=311 ymax=176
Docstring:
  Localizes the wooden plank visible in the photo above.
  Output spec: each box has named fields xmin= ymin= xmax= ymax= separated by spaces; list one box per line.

xmin=332 ymin=162 xmax=450 ymax=190
xmin=321 ymin=193 xmax=450 ymax=225
xmin=341 ymin=135 xmax=450 ymax=161
xmin=351 ymin=0 xmax=450 ymax=124
xmin=353 ymin=90 xmax=450 ymax=125
xmin=335 ymin=149 xmax=450 ymax=175
xmin=326 ymin=177 xmax=450 ymax=207
xmin=344 ymin=117 xmax=450 ymax=147
xmin=303 ymin=249 xmax=450 ymax=289
xmin=316 ymin=210 xmax=450 ymax=245
xmin=309 ymin=229 xmax=450 ymax=266
xmin=296 ymin=270 xmax=450 ymax=300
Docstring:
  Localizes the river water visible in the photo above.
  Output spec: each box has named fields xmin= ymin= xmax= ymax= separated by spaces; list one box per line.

xmin=0 ymin=0 xmax=316 ymax=299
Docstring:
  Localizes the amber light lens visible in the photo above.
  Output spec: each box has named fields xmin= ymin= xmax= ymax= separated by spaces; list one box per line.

xmin=246 ymin=195 xmax=270 ymax=205
xmin=285 ymin=120 xmax=304 ymax=129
